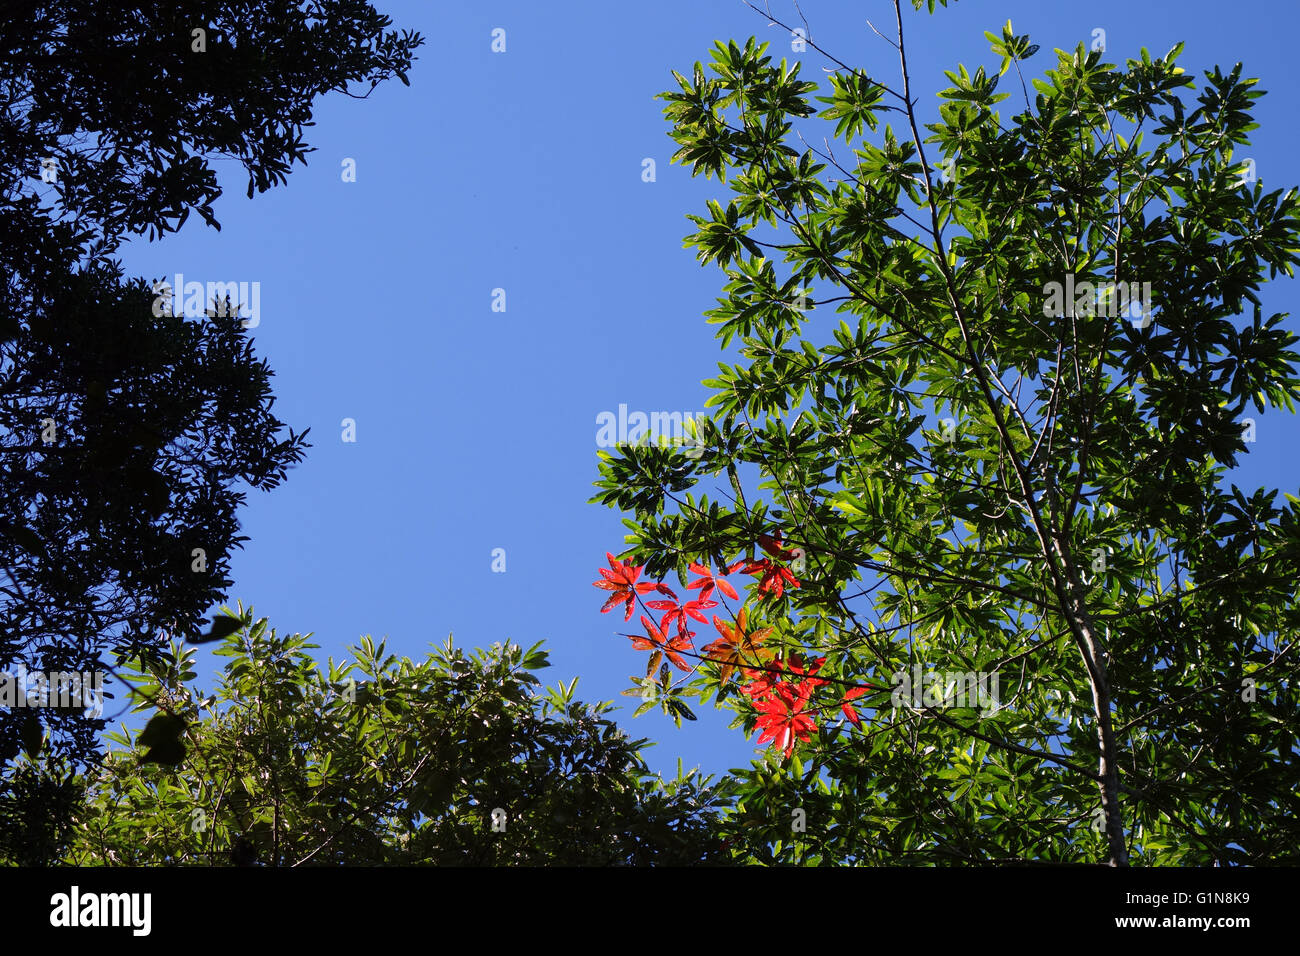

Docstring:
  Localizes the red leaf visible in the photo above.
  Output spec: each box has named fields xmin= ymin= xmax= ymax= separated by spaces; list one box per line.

xmin=593 ymin=553 xmax=657 ymax=620
xmin=841 ymin=686 xmax=869 ymax=727
xmin=752 ymin=683 xmax=817 ymax=758
xmin=687 ymin=562 xmax=740 ymax=600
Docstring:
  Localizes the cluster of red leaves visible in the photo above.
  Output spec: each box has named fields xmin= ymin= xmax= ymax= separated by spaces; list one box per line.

xmin=743 ymin=533 xmax=802 ymax=598
xmin=743 ymin=654 xmax=822 ymax=758
xmin=592 ymin=540 xmax=873 ymax=759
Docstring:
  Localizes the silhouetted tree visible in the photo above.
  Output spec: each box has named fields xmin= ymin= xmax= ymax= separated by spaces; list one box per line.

xmin=1 ymin=0 xmax=422 ymax=249
xmin=0 ymin=2 xmax=423 ymax=781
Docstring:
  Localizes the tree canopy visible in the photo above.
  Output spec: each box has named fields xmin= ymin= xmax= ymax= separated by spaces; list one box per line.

xmin=593 ymin=4 xmax=1300 ymax=865
xmin=53 ymin=608 xmax=733 ymax=866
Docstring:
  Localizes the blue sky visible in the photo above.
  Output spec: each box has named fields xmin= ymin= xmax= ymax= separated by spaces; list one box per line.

xmin=111 ymin=0 xmax=1300 ymax=781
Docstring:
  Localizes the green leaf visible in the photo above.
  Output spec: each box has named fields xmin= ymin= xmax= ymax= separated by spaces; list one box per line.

xmin=138 ymin=713 xmax=187 ymax=766
xmin=190 ymin=615 xmax=243 ymax=645
xmin=667 ymin=699 xmax=697 ymax=721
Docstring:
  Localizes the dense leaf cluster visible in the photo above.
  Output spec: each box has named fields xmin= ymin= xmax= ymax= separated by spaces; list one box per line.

xmin=55 ymin=608 xmax=733 ymax=866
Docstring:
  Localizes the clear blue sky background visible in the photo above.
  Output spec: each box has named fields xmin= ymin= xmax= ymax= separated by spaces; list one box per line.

xmin=111 ymin=0 xmax=1300 ymax=781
